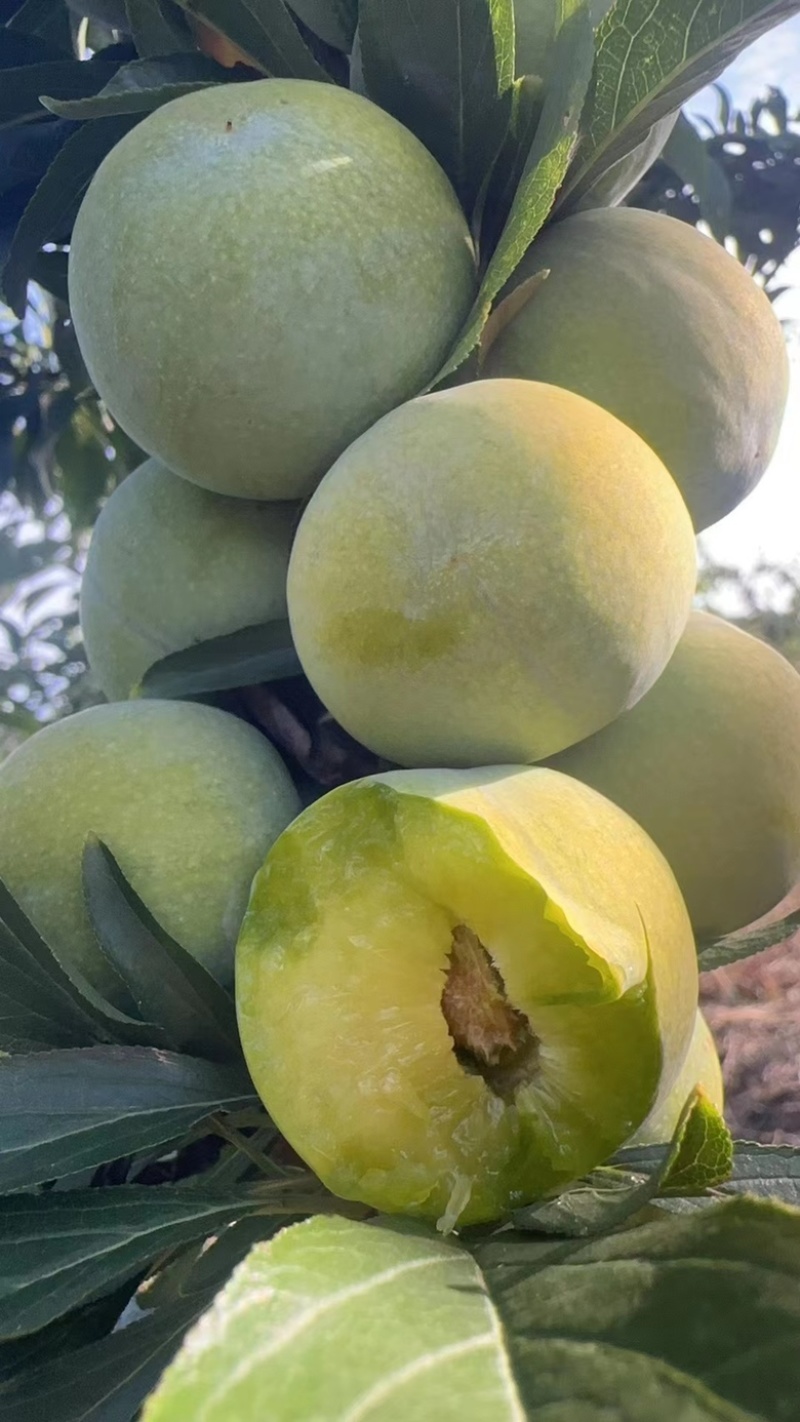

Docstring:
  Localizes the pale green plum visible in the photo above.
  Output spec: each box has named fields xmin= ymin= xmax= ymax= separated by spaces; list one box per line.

xmin=80 ymin=458 xmax=298 ymax=701
xmin=236 ymin=766 xmax=698 ymax=1229
xmin=548 ymin=612 xmax=800 ymax=938
xmin=0 ymin=701 xmax=300 ymax=997
xmin=68 ymin=80 xmax=476 ymax=501
xmin=630 ymin=1011 xmax=724 ymax=1147
xmin=481 ymin=208 xmax=789 ymax=531
xmin=288 ymin=379 xmax=697 ymax=768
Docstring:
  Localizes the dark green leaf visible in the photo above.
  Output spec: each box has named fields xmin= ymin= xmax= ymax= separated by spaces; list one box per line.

xmin=7 ymin=0 xmax=73 ymax=51
xmin=288 ymin=0 xmax=356 ymax=50
xmin=0 ymin=1287 xmax=134 ymax=1388
xmin=659 ymin=110 xmax=732 ymax=237
xmin=431 ymin=2 xmax=595 ymax=385
xmin=42 ymin=53 xmax=229 ymax=120
xmin=570 ymin=108 xmax=678 ymax=210
xmin=138 ymin=619 xmax=302 ymax=699
xmin=698 ymin=907 xmax=800 ymax=973
xmin=172 ymin=0 xmax=329 ymax=78
xmin=562 ymin=0 xmax=800 ymax=208
xmin=0 ymin=60 xmax=121 ymax=126
xmin=0 ymin=1185 xmax=256 ymax=1340
xmin=725 ymin=1142 xmax=800 ymax=1208
xmin=1 ymin=114 xmax=140 ymax=316
xmin=480 ymin=73 xmax=544 ymax=256
xmin=359 ymin=0 xmax=514 ymax=212
xmin=124 ymin=0 xmax=195 ymax=58
xmin=28 ymin=246 xmax=69 ymax=300
xmin=82 ymin=840 xmax=242 ymax=1065
xmin=0 ymin=1047 xmax=255 ymax=1191
xmin=0 ymin=31 xmax=67 ymax=67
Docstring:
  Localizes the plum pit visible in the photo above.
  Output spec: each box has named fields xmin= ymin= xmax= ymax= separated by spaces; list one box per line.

xmin=441 ymin=925 xmax=540 ymax=1101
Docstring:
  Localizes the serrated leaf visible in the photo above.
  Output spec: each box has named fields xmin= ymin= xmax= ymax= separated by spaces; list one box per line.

xmin=570 ymin=107 xmax=678 ymax=209
xmin=125 ymin=0 xmax=196 ymax=58
xmin=723 ymin=1142 xmax=800 ymax=1208
xmin=288 ymin=0 xmax=356 ymax=50
xmin=479 ymin=73 xmax=544 ymax=255
xmin=562 ymin=0 xmax=800 ymax=208
xmin=359 ymin=0 xmax=515 ymax=213
xmin=137 ymin=618 xmax=302 ymax=699
xmin=172 ymin=0 xmax=328 ymax=78
xmin=658 ymin=1093 xmax=734 ymax=1196
xmin=82 ymin=839 xmax=242 ymax=1065
xmin=1 ymin=113 xmax=140 ymax=316
xmin=0 ymin=1047 xmax=255 ymax=1191
xmin=0 ymin=1185 xmax=257 ymax=1341
xmin=42 ymin=54 xmax=230 ymax=119
xmin=659 ymin=109 xmax=732 ymax=237
xmin=698 ymin=907 xmax=800 ymax=973
xmin=0 ymin=59 xmax=122 ymax=126
xmin=431 ymin=3 xmax=594 ymax=386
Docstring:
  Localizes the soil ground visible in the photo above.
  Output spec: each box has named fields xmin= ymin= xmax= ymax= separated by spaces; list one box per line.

xmin=701 ymin=885 xmax=800 ymax=1143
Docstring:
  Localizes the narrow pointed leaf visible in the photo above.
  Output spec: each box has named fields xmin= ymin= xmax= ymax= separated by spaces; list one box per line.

xmin=82 ymin=840 xmax=242 ymax=1065
xmin=138 ymin=619 xmax=302 ymax=699
xmin=42 ymin=55 xmax=231 ymax=120
xmin=0 ymin=59 xmax=122 ymax=125
xmin=172 ymin=0 xmax=329 ymax=79
xmin=288 ymin=0 xmax=357 ymax=50
xmin=0 ymin=1047 xmax=255 ymax=1191
xmin=124 ymin=0 xmax=196 ymax=57
xmin=659 ymin=110 xmax=732 ymax=237
xmin=698 ymin=907 xmax=800 ymax=972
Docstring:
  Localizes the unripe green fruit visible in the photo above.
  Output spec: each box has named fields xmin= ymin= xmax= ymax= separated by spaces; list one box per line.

xmin=68 ymin=80 xmax=476 ymax=502
xmin=629 ymin=1011 xmax=724 ymax=1147
xmin=481 ymin=208 xmax=789 ymax=531
xmin=236 ymin=766 xmax=698 ymax=1228
xmin=80 ymin=459 xmax=297 ymax=701
xmin=288 ymin=378 xmax=697 ymax=768
xmin=548 ymin=612 xmax=800 ymax=938
xmin=0 ymin=701 xmax=300 ymax=997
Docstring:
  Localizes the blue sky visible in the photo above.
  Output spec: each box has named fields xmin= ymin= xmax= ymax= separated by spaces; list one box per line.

xmin=692 ymin=16 xmax=800 ymax=570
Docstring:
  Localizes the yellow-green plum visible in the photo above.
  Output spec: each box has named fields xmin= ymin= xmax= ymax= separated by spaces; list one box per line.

xmin=0 ymin=701 xmax=300 ymax=997
xmin=236 ymin=766 xmax=698 ymax=1229
xmin=68 ymin=80 xmax=476 ymax=501
xmin=629 ymin=1011 xmax=724 ymax=1147
xmin=80 ymin=459 xmax=297 ymax=701
xmin=548 ymin=612 xmax=800 ymax=938
xmin=481 ymin=208 xmax=789 ymax=530
xmin=288 ymin=379 xmax=696 ymax=768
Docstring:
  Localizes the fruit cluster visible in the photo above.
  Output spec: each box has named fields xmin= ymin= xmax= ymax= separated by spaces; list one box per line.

xmin=2 ymin=73 xmax=799 ymax=1232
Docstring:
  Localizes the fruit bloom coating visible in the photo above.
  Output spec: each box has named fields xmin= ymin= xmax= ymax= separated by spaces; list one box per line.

xmin=548 ymin=612 xmax=800 ymax=938
xmin=236 ymin=766 xmax=698 ymax=1229
xmin=80 ymin=458 xmax=297 ymax=701
xmin=0 ymin=701 xmax=300 ymax=997
xmin=481 ymin=208 xmax=789 ymax=531
xmin=629 ymin=1011 xmax=724 ymax=1147
xmin=288 ymin=379 xmax=696 ymax=768
xmin=68 ymin=80 xmax=477 ymax=501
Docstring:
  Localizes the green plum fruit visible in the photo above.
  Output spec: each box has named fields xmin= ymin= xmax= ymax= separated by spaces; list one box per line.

xmin=237 ymin=766 xmax=699 ymax=1228
xmin=481 ymin=207 xmax=789 ymax=530
xmin=68 ymin=80 xmax=476 ymax=502
xmin=80 ymin=458 xmax=298 ymax=701
xmin=287 ymin=378 xmax=697 ymax=768
xmin=629 ymin=1010 xmax=724 ymax=1147
xmin=0 ymin=701 xmax=300 ymax=997
xmin=548 ymin=611 xmax=800 ymax=939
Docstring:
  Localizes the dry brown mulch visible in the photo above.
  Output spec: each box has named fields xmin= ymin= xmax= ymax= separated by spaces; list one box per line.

xmin=701 ymin=887 xmax=800 ymax=1144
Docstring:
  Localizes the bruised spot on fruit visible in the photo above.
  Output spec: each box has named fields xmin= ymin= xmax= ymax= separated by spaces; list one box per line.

xmin=442 ymin=925 xmax=540 ymax=1101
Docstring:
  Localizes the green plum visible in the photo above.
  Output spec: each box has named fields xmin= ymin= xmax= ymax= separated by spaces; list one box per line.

xmin=236 ymin=766 xmax=698 ymax=1229
xmin=481 ymin=207 xmax=789 ymax=530
xmin=287 ymin=378 xmax=697 ymax=768
xmin=630 ymin=1011 xmax=724 ymax=1147
xmin=0 ymin=701 xmax=300 ymax=997
xmin=80 ymin=458 xmax=298 ymax=701
xmin=68 ymin=80 xmax=476 ymax=502
xmin=548 ymin=612 xmax=800 ymax=938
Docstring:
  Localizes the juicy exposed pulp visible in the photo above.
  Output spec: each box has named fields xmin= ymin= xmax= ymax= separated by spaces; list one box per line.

xmin=236 ymin=782 xmax=663 ymax=1231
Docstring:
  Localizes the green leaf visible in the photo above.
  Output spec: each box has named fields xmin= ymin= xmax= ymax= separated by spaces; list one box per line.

xmin=7 ymin=0 xmax=73 ymax=51
xmin=0 ymin=59 xmax=122 ymax=126
xmin=569 ymin=107 xmax=678 ymax=210
xmin=143 ymin=1216 xmax=519 ymax=1421
xmin=479 ymin=73 xmax=544 ymax=255
xmin=0 ymin=1047 xmax=255 ymax=1191
xmin=697 ymin=907 xmax=800 ymax=973
xmin=288 ymin=0 xmax=357 ymax=50
xmin=172 ymin=0 xmax=329 ymax=78
xmin=431 ymin=2 xmax=595 ymax=386
xmin=659 ymin=110 xmax=732 ymax=238
xmin=725 ymin=1142 xmax=800 ymax=1208
xmin=613 ymin=1093 xmax=734 ymax=1199
xmin=42 ymin=54 xmax=230 ymax=120
xmin=28 ymin=246 xmax=69 ymax=301
xmin=1 ymin=114 xmax=140 ymax=317
xmin=82 ymin=839 xmax=243 ymax=1065
xmin=358 ymin=0 xmax=515 ymax=212
xmin=0 ymin=1185 xmax=257 ymax=1341
xmin=561 ymin=0 xmax=800 ymax=208
xmin=0 ymin=1286 xmax=135 ymax=1388
xmin=124 ymin=0 xmax=196 ymax=58
xmin=137 ymin=619 xmax=302 ymax=699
